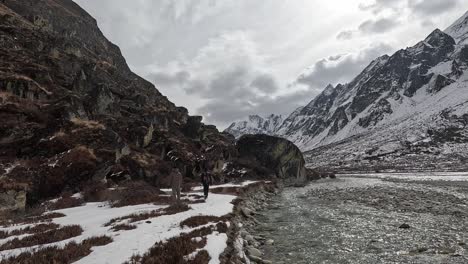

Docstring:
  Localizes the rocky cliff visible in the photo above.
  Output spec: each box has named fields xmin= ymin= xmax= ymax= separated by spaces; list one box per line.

xmin=0 ymin=0 xmax=252 ymax=210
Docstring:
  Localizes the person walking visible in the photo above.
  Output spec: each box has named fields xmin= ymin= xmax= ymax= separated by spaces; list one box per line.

xmin=201 ymin=171 xmax=211 ymax=200
xmin=170 ymin=164 xmax=183 ymax=203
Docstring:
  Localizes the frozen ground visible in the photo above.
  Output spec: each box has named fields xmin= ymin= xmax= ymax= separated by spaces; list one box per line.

xmin=252 ymin=173 xmax=468 ymax=264
xmin=0 ymin=181 xmax=261 ymax=263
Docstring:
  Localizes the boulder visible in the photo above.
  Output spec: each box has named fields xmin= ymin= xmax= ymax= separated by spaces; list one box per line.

xmin=0 ymin=181 xmax=28 ymax=212
xmin=237 ymin=134 xmax=307 ymax=185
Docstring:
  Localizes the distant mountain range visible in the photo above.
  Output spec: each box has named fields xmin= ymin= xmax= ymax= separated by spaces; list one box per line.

xmin=225 ymin=114 xmax=283 ymax=138
xmin=225 ymin=11 xmax=468 ymax=171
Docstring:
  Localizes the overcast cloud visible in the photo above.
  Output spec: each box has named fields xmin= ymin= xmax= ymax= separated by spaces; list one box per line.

xmin=75 ymin=0 xmax=468 ymax=128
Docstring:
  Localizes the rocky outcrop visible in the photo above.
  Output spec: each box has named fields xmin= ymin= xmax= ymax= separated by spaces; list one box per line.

xmin=0 ymin=0 xmax=240 ymax=209
xmin=0 ymin=179 xmax=28 ymax=212
xmin=236 ymin=135 xmax=307 ymax=185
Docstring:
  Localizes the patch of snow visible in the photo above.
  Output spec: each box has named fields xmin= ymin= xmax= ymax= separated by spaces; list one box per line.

xmin=205 ymin=232 xmax=228 ymax=264
xmin=192 ymin=180 xmax=260 ymax=191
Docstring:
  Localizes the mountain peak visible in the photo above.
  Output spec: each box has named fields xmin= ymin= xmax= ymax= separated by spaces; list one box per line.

xmin=424 ymin=28 xmax=455 ymax=48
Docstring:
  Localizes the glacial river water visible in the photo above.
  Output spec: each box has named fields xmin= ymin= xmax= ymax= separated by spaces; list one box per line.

xmin=252 ymin=174 xmax=468 ymax=264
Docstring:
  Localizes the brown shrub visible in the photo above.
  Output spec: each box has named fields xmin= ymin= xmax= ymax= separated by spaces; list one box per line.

xmin=0 ymin=225 xmax=83 ymax=250
xmin=70 ymin=118 xmax=105 ymax=130
xmin=190 ymin=250 xmax=211 ymax=264
xmin=31 ymin=212 xmax=66 ymax=222
xmin=0 ymin=235 xmax=113 ymax=264
xmin=124 ymin=227 xmax=213 ymax=264
xmin=0 ymin=209 xmax=65 ymax=227
xmin=210 ymin=186 xmax=242 ymax=195
xmin=0 ymin=223 xmax=60 ymax=239
xmin=105 ymin=203 xmax=190 ymax=226
xmin=82 ymin=182 xmax=116 ymax=202
xmin=125 ymin=218 xmax=229 ymax=264
xmin=47 ymin=196 xmax=84 ymax=210
xmin=111 ymin=223 xmax=137 ymax=232
xmin=111 ymin=181 xmax=169 ymax=207
xmin=180 ymin=215 xmax=230 ymax=228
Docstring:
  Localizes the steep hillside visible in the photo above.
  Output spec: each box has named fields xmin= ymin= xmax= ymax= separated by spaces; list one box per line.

xmin=0 ymin=0 xmax=241 ymax=209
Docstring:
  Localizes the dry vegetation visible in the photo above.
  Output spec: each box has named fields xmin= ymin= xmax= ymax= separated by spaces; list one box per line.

xmin=0 ymin=210 xmax=65 ymax=227
xmin=0 ymin=236 xmax=113 ymax=264
xmin=105 ymin=203 xmax=190 ymax=227
xmin=70 ymin=117 xmax=105 ymax=130
xmin=110 ymin=181 xmax=170 ymax=207
xmin=0 ymin=225 xmax=83 ymax=251
xmin=125 ymin=226 xmax=214 ymax=264
xmin=46 ymin=196 xmax=84 ymax=210
xmin=81 ymin=180 xmax=172 ymax=207
xmin=110 ymin=223 xmax=137 ymax=232
xmin=179 ymin=215 xmax=230 ymax=228
xmin=0 ymin=223 xmax=59 ymax=239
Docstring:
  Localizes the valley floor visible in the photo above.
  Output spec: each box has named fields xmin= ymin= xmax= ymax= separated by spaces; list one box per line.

xmin=252 ymin=173 xmax=468 ymax=264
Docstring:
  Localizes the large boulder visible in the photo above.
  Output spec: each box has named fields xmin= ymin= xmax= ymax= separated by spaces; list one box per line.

xmin=0 ymin=179 xmax=28 ymax=212
xmin=236 ymin=134 xmax=307 ymax=185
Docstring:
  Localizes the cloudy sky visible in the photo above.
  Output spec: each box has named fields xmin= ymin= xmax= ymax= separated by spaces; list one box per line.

xmin=75 ymin=0 xmax=468 ymax=128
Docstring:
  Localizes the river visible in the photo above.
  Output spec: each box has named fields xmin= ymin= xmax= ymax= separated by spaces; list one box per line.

xmin=252 ymin=173 xmax=468 ymax=263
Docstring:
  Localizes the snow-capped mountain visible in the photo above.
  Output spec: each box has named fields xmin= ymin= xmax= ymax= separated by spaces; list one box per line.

xmin=225 ymin=114 xmax=283 ymax=138
xmin=288 ymin=11 xmax=468 ymax=171
xmin=229 ymin=11 xmax=468 ymax=171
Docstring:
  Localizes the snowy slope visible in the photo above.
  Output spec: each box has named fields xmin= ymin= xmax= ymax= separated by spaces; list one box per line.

xmin=446 ymin=11 xmax=468 ymax=45
xmin=273 ymin=12 xmax=468 ymax=170
xmin=224 ymin=114 xmax=283 ymax=138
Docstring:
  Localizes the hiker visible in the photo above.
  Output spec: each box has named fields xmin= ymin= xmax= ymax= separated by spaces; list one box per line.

xmin=201 ymin=171 xmax=211 ymax=200
xmin=200 ymin=159 xmax=213 ymax=200
xmin=170 ymin=163 xmax=182 ymax=203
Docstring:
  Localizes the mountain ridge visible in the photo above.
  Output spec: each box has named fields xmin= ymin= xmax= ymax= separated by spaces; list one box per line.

xmin=226 ymin=12 xmax=468 ymax=171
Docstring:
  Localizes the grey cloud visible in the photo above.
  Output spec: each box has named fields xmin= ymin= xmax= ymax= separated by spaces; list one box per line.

xmin=198 ymin=89 xmax=317 ymax=127
xmin=208 ymin=67 xmax=250 ymax=99
xmin=358 ymin=18 xmax=399 ymax=34
xmin=408 ymin=0 xmax=460 ymax=16
xmin=250 ymin=74 xmax=280 ymax=93
xmin=337 ymin=30 xmax=355 ymax=40
xmin=150 ymin=71 xmax=190 ymax=86
xmin=359 ymin=0 xmax=404 ymax=14
xmin=296 ymin=43 xmax=393 ymax=89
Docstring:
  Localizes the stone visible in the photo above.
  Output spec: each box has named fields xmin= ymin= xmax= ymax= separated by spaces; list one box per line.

xmin=245 ymin=234 xmax=255 ymax=243
xmin=242 ymin=207 xmax=254 ymax=217
xmin=265 ymin=239 xmax=274 ymax=245
xmin=399 ymin=223 xmax=411 ymax=229
xmin=246 ymin=246 xmax=262 ymax=258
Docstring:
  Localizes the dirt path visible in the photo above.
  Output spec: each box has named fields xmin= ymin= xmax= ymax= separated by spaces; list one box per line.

xmin=252 ymin=175 xmax=468 ymax=264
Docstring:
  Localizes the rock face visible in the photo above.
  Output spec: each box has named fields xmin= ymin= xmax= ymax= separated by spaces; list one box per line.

xmin=0 ymin=0 xmax=252 ymax=209
xmin=236 ymin=135 xmax=307 ymax=185
xmin=225 ymin=114 xmax=283 ymax=139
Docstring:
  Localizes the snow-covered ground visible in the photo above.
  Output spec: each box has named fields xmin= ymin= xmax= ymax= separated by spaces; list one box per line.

xmin=0 ymin=181 xmax=262 ymax=263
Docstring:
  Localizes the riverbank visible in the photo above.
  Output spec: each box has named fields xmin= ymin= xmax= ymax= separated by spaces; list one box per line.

xmin=248 ymin=173 xmax=468 ymax=264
